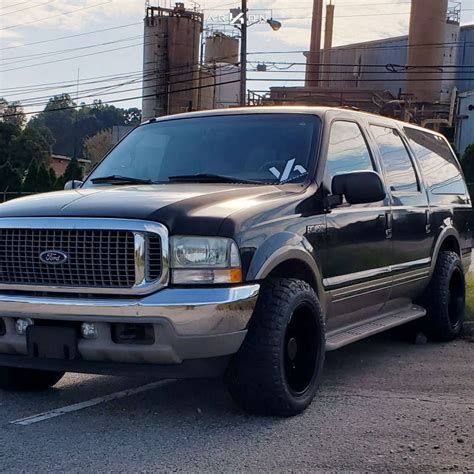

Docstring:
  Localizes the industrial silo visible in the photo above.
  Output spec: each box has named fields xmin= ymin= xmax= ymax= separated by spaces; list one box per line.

xmin=142 ymin=3 xmax=203 ymax=120
xmin=202 ymin=31 xmax=240 ymax=108
xmin=406 ymin=0 xmax=448 ymax=102
xmin=205 ymin=32 xmax=239 ymax=65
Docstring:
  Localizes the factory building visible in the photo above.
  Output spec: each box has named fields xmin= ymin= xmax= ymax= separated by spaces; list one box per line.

xmin=264 ymin=0 xmax=474 ymax=154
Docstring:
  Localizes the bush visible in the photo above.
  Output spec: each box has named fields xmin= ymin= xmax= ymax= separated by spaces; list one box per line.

xmin=460 ymin=144 xmax=474 ymax=184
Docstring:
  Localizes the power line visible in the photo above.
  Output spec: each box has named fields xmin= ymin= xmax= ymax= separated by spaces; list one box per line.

xmin=4 ymin=78 xmax=243 ymax=117
xmin=8 ymin=66 xmax=240 ymax=107
xmin=0 ymin=22 xmax=142 ymax=51
xmin=0 ymin=1 xmax=112 ymax=31
xmin=0 ymin=0 xmax=57 ymax=17
xmin=1 ymin=35 xmax=144 ymax=64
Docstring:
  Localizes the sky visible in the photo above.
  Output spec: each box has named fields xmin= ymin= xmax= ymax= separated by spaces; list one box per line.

xmin=0 ymin=0 xmax=473 ymax=115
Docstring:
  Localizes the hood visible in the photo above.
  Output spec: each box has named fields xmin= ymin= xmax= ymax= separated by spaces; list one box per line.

xmin=0 ymin=183 xmax=292 ymax=235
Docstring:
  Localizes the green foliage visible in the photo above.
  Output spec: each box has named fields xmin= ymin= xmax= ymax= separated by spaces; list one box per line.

xmin=0 ymin=161 xmax=22 ymax=194
xmin=0 ymin=122 xmax=21 ymax=166
xmin=0 ymin=98 xmax=26 ymax=129
xmin=22 ymin=161 xmax=57 ymax=193
xmin=465 ymin=273 xmax=474 ymax=322
xmin=460 ymin=144 xmax=474 ymax=184
xmin=22 ymin=161 xmax=39 ymax=192
xmin=29 ymin=94 xmax=142 ymax=158
xmin=8 ymin=127 xmax=52 ymax=171
xmin=63 ymin=158 xmax=83 ymax=183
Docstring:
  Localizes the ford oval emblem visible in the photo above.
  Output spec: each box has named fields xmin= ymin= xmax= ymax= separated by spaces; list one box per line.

xmin=39 ymin=250 xmax=68 ymax=265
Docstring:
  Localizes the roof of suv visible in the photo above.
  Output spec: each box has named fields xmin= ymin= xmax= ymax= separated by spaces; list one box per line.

xmin=143 ymin=106 xmax=445 ymax=139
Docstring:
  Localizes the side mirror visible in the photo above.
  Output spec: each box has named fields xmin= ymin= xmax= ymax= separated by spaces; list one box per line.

xmin=331 ymin=171 xmax=386 ymax=205
xmin=64 ymin=180 xmax=83 ymax=190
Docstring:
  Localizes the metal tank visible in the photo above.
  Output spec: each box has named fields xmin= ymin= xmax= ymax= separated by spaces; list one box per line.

xmin=205 ymin=32 xmax=239 ymax=65
xmin=406 ymin=0 xmax=448 ymax=102
xmin=142 ymin=3 xmax=203 ymax=120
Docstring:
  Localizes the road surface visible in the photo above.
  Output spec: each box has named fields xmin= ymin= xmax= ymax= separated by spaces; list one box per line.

xmin=0 ymin=333 xmax=472 ymax=471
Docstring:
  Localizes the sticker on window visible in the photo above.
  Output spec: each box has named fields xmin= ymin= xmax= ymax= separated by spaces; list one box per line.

xmin=269 ymin=159 xmax=308 ymax=183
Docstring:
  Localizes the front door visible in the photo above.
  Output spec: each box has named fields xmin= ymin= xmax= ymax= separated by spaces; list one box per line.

xmin=322 ymin=119 xmax=392 ymax=332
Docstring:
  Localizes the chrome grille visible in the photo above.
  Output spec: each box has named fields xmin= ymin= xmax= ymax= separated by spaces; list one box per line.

xmin=0 ymin=229 xmax=137 ymax=288
xmin=147 ymin=235 xmax=162 ymax=281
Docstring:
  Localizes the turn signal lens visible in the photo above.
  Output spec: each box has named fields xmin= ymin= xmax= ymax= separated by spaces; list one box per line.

xmin=172 ymin=268 xmax=243 ymax=285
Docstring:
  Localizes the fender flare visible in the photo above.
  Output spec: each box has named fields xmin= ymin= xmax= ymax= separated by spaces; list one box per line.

xmin=246 ymin=232 xmax=326 ymax=306
xmin=430 ymin=225 xmax=461 ymax=276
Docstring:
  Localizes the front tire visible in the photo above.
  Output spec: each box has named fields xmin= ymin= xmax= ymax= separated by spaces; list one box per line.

xmin=225 ymin=278 xmax=325 ymax=417
xmin=420 ymin=251 xmax=465 ymax=341
xmin=0 ymin=366 xmax=64 ymax=391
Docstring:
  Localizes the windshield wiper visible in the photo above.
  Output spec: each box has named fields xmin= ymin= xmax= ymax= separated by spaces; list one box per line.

xmin=168 ymin=173 xmax=262 ymax=184
xmin=91 ymin=175 xmax=154 ymax=185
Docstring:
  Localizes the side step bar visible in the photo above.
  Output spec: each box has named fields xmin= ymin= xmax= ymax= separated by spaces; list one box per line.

xmin=326 ymin=305 xmax=426 ymax=351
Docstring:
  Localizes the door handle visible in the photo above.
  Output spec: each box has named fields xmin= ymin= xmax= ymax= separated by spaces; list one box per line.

xmin=425 ymin=209 xmax=431 ymax=234
xmin=385 ymin=211 xmax=393 ymax=239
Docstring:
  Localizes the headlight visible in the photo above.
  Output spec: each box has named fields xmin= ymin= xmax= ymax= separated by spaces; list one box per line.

xmin=170 ymin=236 xmax=242 ymax=285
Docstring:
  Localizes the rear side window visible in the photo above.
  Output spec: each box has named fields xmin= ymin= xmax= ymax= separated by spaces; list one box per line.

xmin=404 ymin=128 xmax=466 ymax=195
xmin=371 ymin=125 xmax=419 ymax=193
xmin=325 ymin=121 xmax=374 ymax=181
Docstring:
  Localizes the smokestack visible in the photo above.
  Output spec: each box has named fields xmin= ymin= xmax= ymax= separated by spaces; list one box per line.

xmin=406 ymin=0 xmax=448 ymax=102
xmin=321 ymin=1 xmax=335 ymax=86
xmin=324 ymin=1 xmax=335 ymax=50
xmin=306 ymin=0 xmax=324 ymax=87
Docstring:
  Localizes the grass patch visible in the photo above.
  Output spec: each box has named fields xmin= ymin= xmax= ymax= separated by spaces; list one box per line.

xmin=465 ymin=273 xmax=474 ymax=321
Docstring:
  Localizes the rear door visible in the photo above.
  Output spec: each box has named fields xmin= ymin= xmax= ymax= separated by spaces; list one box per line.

xmin=322 ymin=119 xmax=392 ymax=331
xmin=368 ymin=123 xmax=431 ymax=309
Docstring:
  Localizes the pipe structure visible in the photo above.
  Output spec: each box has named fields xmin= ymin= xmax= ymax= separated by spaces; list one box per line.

xmin=306 ymin=0 xmax=324 ymax=87
xmin=321 ymin=1 xmax=335 ymax=87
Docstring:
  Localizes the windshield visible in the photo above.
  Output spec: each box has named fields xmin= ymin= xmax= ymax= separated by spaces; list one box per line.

xmin=85 ymin=113 xmax=320 ymax=186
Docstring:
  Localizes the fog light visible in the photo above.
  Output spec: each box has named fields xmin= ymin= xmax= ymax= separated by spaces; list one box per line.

xmin=81 ymin=322 xmax=98 ymax=339
xmin=15 ymin=318 xmax=34 ymax=335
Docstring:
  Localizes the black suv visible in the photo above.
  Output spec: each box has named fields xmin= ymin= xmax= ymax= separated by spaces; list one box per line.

xmin=0 ymin=107 xmax=471 ymax=416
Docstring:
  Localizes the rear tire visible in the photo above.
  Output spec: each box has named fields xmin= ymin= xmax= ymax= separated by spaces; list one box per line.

xmin=0 ymin=366 xmax=64 ymax=391
xmin=420 ymin=251 xmax=465 ymax=342
xmin=225 ymin=278 xmax=325 ymax=417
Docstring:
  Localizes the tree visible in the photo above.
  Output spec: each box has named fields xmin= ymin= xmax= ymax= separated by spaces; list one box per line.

xmin=9 ymin=127 xmax=52 ymax=171
xmin=0 ymin=161 xmax=22 ymax=194
xmin=63 ymin=158 xmax=83 ymax=183
xmin=22 ymin=161 xmax=39 ymax=192
xmin=0 ymin=98 xmax=26 ymax=129
xmin=460 ymin=144 xmax=474 ymax=184
xmin=0 ymin=122 xmax=21 ymax=166
xmin=123 ymin=107 xmax=142 ymax=125
xmin=84 ymin=128 xmax=113 ymax=166
xmin=36 ymin=163 xmax=55 ymax=193
xmin=29 ymin=93 xmax=142 ymax=159
xmin=28 ymin=94 xmax=76 ymax=157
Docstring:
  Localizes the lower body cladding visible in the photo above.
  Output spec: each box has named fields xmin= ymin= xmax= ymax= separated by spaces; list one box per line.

xmin=0 ymin=285 xmax=260 ymax=378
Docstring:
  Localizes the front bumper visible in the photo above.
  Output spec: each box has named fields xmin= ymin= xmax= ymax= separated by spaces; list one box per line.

xmin=0 ymin=285 xmax=259 ymax=374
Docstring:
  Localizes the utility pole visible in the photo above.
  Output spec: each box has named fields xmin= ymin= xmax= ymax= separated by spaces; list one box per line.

xmin=306 ymin=0 xmax=323 ymax=87
xmin=239 ymin=0 xmax=247 ymax=106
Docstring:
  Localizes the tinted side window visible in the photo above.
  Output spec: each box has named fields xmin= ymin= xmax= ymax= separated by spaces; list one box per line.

xmin=404 ymin=128 xmax=466 ymax=195
xmin=325 ymin=121 xmax=374 ymax=182
xmin=371 ymin=125 xmax=419 ymax=193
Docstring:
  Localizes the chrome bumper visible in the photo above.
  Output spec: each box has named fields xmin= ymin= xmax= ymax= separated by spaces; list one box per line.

xmin=0 ymin=285 xmax=259 ymax=366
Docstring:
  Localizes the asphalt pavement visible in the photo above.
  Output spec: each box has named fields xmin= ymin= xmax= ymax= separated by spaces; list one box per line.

xmin=0 ymin=332 xmax=472 ymax=472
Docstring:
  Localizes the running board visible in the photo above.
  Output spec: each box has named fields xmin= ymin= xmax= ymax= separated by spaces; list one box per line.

xmin=326 ymin=305 xmax=426 ymax=351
